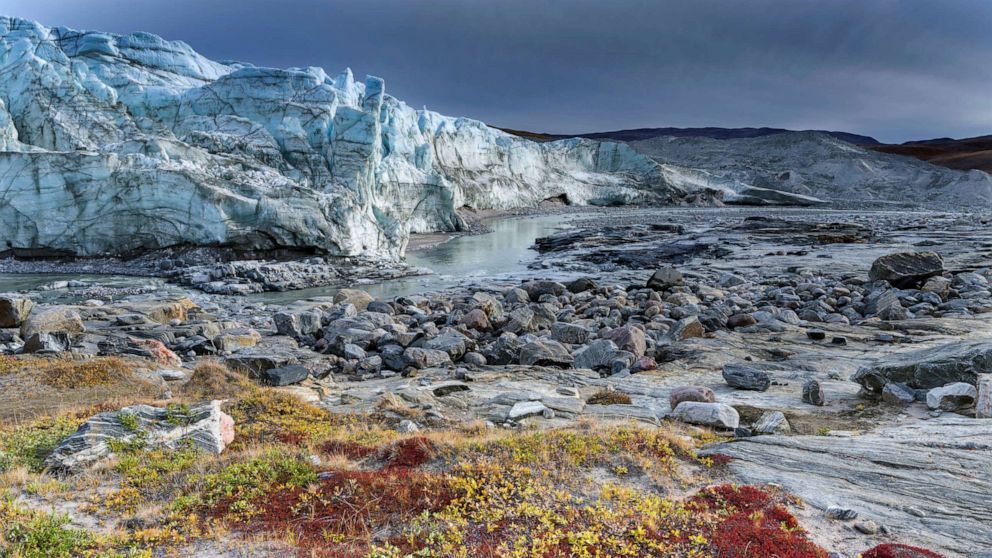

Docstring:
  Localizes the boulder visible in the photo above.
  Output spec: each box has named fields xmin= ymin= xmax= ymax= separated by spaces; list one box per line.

xmin=226 ymin=352 xmax=298 ymax=378
xmin=273 ymin=309 xmax=323 ymax=338
xmin=978 ymin=377 xmax=992 ymax=419
xmin=607 ymin=325 xmax=646 ymax=356
xmin=213 ymin=328 xmax=262 ymax=352
xmin=551 ymin=323 xmax=590 ymax=345
xmin=852 ymin=340 xmax=992 ymax=392
xmin=646 ymin=266 xmax=683 ymax=290
xmin=926 ymin=382 xmax=977 ymax=411
xmin=333 ymin=289 xmax=374 ymax=311
xmin=421 ymin=331 xmax=471 ymax=360
xmin=508 ymin=401 xmax=551 ymax=420
xmin=672 ymin=402 xmax=739 ymax=429
xmin=459 ymin=309 xmax=491 ymax=331
xmin=726 ymin=313 xmax=757 ymax=329
xmin=881 ymin=382 xmax=916 ymax=405
xmin=0 ymin=297 xmax=33 ymax=328
xmin=566 ymin=278 xmax=598 ymax=294
xmin=521 ymin=280 xmax=567 ymax=299
xmin=753 ymin=411 xmax=791 ymax=435
xmin=722 ymin=363 xmax=771 ymax=391
xmin=403 ymin=347 xmax=452 ymax=369
xmin=263 ymin=364 xmax=310 ymax=386
xmin=572 ymin=339 xmax=620 ymax=370
xmin=20 ymin=306 xmax=84 ymax=339
xmin=519 ymin=339 xmax=573 ymax=368
xmin=668 ymin=386 xmax=716 ymax=409
xmin=802 ymin=379 xmax=826 ymax=406
xmin=45 ymin=401 xmax=233 ymax=472
xmin=670 ymin=316 xmax=705 ymax=340
xmin=22 ymin=331 xmax=70 ymax=353
xmin=869 ymin=251 xmax=944 ymax=288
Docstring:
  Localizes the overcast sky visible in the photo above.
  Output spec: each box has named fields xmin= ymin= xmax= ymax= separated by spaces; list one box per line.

xmin=5 ymin=0 xmax=991 ymax=143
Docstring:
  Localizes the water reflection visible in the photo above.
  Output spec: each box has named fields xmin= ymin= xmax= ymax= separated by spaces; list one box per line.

xmin=0 ymin=214 xmax=574 ymax=305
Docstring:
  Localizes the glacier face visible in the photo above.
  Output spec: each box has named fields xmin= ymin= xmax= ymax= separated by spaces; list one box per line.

xmin=0 ymin=16 xmax=710 ymax=259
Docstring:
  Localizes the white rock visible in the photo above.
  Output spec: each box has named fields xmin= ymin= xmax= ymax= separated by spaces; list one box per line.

xmin=508 ymin=401 xmax=550 ymax=420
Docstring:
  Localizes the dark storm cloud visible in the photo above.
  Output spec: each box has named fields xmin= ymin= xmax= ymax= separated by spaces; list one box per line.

xmin=4 ymin=0 xmax=991 ymax=142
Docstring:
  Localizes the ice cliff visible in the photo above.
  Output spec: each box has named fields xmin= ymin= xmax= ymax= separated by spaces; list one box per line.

xmin=0 ymin=16 xmax=712 ymax=259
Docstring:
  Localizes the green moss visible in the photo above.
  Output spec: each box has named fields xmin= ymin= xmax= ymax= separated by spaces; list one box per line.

xmin=0 ymin=416 xmax=82 ymax=473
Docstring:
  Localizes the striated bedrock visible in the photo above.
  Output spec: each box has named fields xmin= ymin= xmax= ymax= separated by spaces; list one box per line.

xmin=0 ymin=16 xmax=715 ymax=259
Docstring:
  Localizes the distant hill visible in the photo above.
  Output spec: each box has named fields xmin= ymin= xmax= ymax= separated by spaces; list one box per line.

xmin=871 ymin=135 xmax=992 ymax=173
xmin=495 ymin=126 xmax=880 ymax=145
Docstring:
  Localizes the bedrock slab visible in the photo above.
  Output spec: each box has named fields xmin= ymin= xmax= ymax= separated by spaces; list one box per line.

xmin=700 ymin=417 xmax=992 ymax=557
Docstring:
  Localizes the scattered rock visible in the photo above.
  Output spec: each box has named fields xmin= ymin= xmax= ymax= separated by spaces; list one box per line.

xmin=0 ymin=297 xmax=33 ymax=328
xmin=869 ymin=251 xmax=944 ymax=288
xmin=926 ymin=382 xmax=977 ymax=411
xmin=881 ymin=382 xmax=916 ymax=405
xmin=668 ymin=386 xmax=716 ymax=409
xmin=263 ymin=364 xmax=310 ymax=386
xmin=646 ymin=266 xmax=683 ymax=290
xmin=20 ymin=306 xmax=85 ymax=339
xmin=826 ymin=505 xmax=859 ymax=520
xmin=670 ymin=316 xmax=705 ymax=340
xmin=403 ymin=347 xmax=452 ymax=369
xmin=519 ymin=339 xmax=573 ymax=367
xmin=333 ymin=289 xmax=374 ymax=311
xmin=508 ymin=401 xmax=550 ymax=420
xmin=802 ymin=379 xmax=826 ymax=406
xmin=753 ymin=411 xmax=791 ymax=434
xmin=672 ymin=401 xmax=739 ymax=429
xmin=722 ymin=363 xmax=771 ymax=392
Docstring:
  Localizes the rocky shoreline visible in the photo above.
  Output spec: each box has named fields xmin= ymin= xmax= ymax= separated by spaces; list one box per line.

xmin=2 ymin=207 xmax=991 ymax=557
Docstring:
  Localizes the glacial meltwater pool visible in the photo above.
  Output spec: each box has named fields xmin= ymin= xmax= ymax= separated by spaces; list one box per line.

xmin=0 ymin=213 xmax=576 ymax=304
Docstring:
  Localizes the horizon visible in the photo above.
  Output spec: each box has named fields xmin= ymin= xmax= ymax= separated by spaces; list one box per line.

xmin=4 ymin=1 xmax=992 ymax=144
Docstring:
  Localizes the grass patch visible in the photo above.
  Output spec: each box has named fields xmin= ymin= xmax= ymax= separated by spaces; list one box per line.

xmin=0 ymin=414 xmax=84 ymax=473
xmin=587 ymin=389 xmax=633 ymax=405
xmin=179 ymin=362 xmax=251 ymax=400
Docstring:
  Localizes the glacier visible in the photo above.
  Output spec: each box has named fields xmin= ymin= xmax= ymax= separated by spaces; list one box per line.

xmin=0 ymin=16 xmax=719 ymax=260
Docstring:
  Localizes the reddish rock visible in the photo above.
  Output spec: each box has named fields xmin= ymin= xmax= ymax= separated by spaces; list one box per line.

xmin=632 ymin=356 xmax=657 ymax=372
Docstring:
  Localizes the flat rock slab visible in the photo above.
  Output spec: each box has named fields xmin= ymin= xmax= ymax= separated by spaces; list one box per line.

xmin=701 ymin=417 xmax=992 ymax=557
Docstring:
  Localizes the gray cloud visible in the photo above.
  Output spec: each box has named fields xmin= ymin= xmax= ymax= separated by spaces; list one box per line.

xmin=4 ymin=0 xmax=990 ymax=142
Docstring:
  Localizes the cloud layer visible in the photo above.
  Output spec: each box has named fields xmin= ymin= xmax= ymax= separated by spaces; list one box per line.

xmin=6 ymin=0 xmax=991 ymax=142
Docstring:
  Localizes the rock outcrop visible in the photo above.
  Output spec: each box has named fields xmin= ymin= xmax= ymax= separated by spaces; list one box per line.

xmin=701 ymin=417 xmax=992 ymax=557
xmin=0 ymin=17 xmax=714 ymax=260
xmin=45 ymin=400 xmax=234 ymax=471
xmin=852 ymin=340 xmax=992 ymax=392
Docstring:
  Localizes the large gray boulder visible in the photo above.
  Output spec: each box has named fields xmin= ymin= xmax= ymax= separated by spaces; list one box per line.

xmin=519 ymin=339 xmax=573 ymax=368
xmin=852 ymin=340 xmax=992 ymax=392
xmin=45 ymin=401 xmax=234 ymax=472
xmin=672 ymin=402 xmax=739 ymax=429
xmin=868 ymin=251 xmax=944 ymax=288
xmin=20 ymin=306 xmax=84 ymax=339
xmin=0 ymin=297 xmax=33 ymax=328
